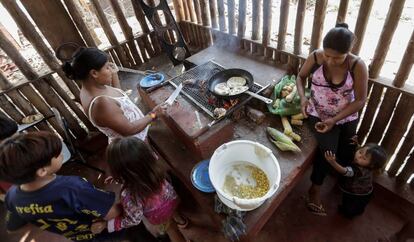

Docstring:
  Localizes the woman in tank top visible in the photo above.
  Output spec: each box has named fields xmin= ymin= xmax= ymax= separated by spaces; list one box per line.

xmin=296 ymin=23 xmax=368 ymax=216
xmin=62 ymin=47 xmax=165 ymax=143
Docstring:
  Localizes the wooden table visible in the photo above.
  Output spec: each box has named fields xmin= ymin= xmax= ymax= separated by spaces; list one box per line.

xmin=142 ymin=47 xmax=317 ymax=240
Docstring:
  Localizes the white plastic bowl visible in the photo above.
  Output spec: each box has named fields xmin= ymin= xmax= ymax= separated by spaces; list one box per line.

xmin=209 ymin=140 xmax=281 ymax=211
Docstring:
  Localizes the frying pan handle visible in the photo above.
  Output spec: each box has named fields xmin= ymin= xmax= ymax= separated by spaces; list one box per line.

xmin=245 ymin=91 xmax=273 ymax=104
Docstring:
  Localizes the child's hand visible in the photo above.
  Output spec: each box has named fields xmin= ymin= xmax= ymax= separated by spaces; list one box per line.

xmin=91 ymin=220 xmax=107 ymax=234
xmin=324 ymin=151 xmax=337 ymax=163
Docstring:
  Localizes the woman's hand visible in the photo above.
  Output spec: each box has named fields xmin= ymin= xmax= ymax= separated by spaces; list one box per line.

xmin=315 ymin=118 xmax=335 ymax=133
xmin=91 ymin=220 xmax=107 ymax=234
xmin=300 ymin=96 xmax=309 ymax=118
xmin=151 ymin=103 xmax=168 ymax=118
xmin=324 ymin=150 xmax=337 ymax=164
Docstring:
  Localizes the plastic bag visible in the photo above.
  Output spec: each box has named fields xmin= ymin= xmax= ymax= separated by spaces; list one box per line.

xmin=267 ymin=75 xmax=310 ymax=116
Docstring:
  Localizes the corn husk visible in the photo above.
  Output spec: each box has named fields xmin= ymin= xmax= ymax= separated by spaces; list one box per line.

xmin=291 ymin=119 xmax=303 ymax=126
xmin=266 ymin=127 xmax=301 ymax=152
xmin=291 ymin=113 xmax=305 ymax=120
xmin=288 ymin=131 xmax=301 ymax=142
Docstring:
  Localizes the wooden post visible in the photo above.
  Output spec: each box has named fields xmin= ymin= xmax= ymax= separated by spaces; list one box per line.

xmin=131 ymin=0 xmax=150 ymax=33
xmin=182 ymin=0 xmax=190 ymax=21
xmin=251 ymin=0 xmax=262 ymax=40
xmin=310 ymin=0 xmax=328 ymax=52
xmin=193 ymin=0 xmax=203 ymax=25
xmin=172 ymin=0 xmax=185 ymax=22
xmin=397 ymin=154 xmax=414 ymax=183
xmin=390 ymin=122 xmax=414 ymax=178
xmin=262 ymin=0 xmax=272 ymax=46
xmin=0 ymin=22 xmax=19 ymax=49
xmin=294 ymin=0 xmax=306 ymax=55
xmin=227 ymin=0 xmax=236 ymax=35
xmin=62 ymin=0 xmax=96 ymax=47
xmin=90 ymin=0 xmax=130 ymax=67
xmin=187 ymin=0 xmax=197 ymax=23
xmin=0 ymin=94 xmax=25 ymax=123
xmin=0 ymin=71 xmax=35 ymax=115
xmin=2 ymin=0 xmax=81 ymax=100
xmin=238 ymin=0 xmax=247 ymax=38
xmin=277 ymin=0 xmax=290 ymax=50
xmin=369 ymin=0 xmax=406 ymax=79
xmin=351 ymin=0 xmax=374 ymax=55
xmin=199 ymin=0 xmax=211 ymax=27
xmin=336 ymin=0 xmax=349 ymax=24
xmin=209 ymin=0 xmax=218 ymax=29
xmin=217 ymin=0 xmax=226 ymax=32
xmin=109 ymin=0 xmax=143 ymax=65
xmin=393 ymin=30 xmax=414 ymax=88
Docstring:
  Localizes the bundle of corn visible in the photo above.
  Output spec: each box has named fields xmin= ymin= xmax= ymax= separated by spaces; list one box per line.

xmin=266 ymin=127 xmax=301 ymax=152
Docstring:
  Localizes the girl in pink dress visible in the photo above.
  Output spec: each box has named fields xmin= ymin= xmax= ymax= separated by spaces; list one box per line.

xmin=296 ymin=23 xmax=369 ymax=216
xmin=98 ymin=137 xmax=188 ymax=242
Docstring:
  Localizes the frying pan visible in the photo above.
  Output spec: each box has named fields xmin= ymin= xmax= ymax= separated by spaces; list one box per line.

xmin=207 ymin=69 xmax=273 ymax=104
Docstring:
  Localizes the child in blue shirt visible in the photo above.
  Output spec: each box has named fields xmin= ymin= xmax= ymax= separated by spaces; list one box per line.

xmin=0 ymin=131 xmax=120 ymax=241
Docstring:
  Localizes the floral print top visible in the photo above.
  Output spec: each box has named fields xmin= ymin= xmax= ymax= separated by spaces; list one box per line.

xmin=307 ymin=65 xmax=359 ymax=124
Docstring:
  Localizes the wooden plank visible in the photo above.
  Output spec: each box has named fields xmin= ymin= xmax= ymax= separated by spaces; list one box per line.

xmin=369 ymin=0 xmax=406 ymax=79
xmin=0 ymin=94 xmax=25 ymax=123
xmin=136 ymin=37 xmax=149 ymax=62
xmin=277 ymin=0 xmax=290 ymax=50
xmin=336 ymin=0 xmax=349 ymax=24
xmin=208 ymin=0 xmax=218 ymax=29
xmin=181 ymin=0 xmax=190 ymax=21
xmin=172 ymin=0 xmax=185 ymax=22
xmin=199 ymin=0 xmax=211 ymax=27
xmin=32 ymin=79 xmax=86 ymax=138
xmin=380 ymin=94 xmax=414 ymax=169
xmin=251 ymin=0 xmax=262 ymax=40
xmin=351 ymin=0 xmax=374 ymax=55
xmin=109 ymin=0 xmax=143 ymax=66
xmin=217 ymin=0 xmax=226 ymax=32
xmin=1 ymin=70 xmax=35 ymax=115
xmin=142 ymin=34 xmax=156 ymax=57
xmin=19 ymin=0 xmax=85 ymax=49
xmin=309 ymin=0 xmax=328 ymax=52
xmin=193 ymin=0 xmax=203 ymax=24
xmin=186 ymin=0 xmax=197 ymax=23
xmin=62 ymin=0 xmax=96 ymax=47
xmin=392 ymin=122 xmax=414 ymax=178
xmin=90 ymin=0 xmax=130 ymax=67
xmin=227 ymin=0 xmax=236 ymax=35
xmin=109 ymin=49 xmax=121 ymax=66
xmin=238 ymin=0 xmax=247 ymax=38
xmin=294 ymin=0 xmax=306 ymax=55
xmin=131 ymin=0 xmax=150 ymax=33
xmin=0 ymin=21 xmax=19 ymax=49
xmin=365 ymin=88 xmax=400 ymax=144
xmin=262 ymin=0 xmax=272 ymax=47
xmin=357 ymin=83 xmax=384 ymax=141
xmin=397 ymin=151 xmax=414 ymax=183
xmin=393 ymin=30 xmax=414 ymax=88
xmin=2 ymin=0 xmax=81 ymax=99
xmin=150 ymin=32 xmax=162 ymax=54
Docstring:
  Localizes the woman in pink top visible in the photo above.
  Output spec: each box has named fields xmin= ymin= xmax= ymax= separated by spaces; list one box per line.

xmin=296 ymin=23 xmax=368 ymax=216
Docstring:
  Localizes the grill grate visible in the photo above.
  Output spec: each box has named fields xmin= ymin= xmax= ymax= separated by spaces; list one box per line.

xmin=169 ymin=61 xmax=264 ymax=118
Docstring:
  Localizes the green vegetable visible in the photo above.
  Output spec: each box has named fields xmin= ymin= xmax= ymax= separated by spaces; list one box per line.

xmin=266 ymin=127 xmax=301 ymax=152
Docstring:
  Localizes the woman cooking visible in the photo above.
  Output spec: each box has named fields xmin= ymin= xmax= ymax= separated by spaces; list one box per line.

xmin=62 ymin=47 xmax=165 ymax=143
xmin=296 ymin=23 xmax=368 ymax=216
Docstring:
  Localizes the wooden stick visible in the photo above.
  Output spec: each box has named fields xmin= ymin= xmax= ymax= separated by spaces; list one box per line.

xmin=369 ymin=0 xmax=406 ymax=79
xmin=2 ymin=0 xmax=80 ymax=99
xmin=109 ymin=0 xmax=143 ymax=65
xmin=351 ymin=0 xmax=374 ymax=55
xmin=262 ymin=0 xmax=272 ymax=46
xmin=397 ymin=154 xmax=414 ymax=183
xmin=181 ymin=0 xmax=190 ymax=21
xmin=310 ymin=0 xmax=328 ymax=52
xmin=238 ymin=0 xmax=247 ymax=38
xmin=90 ymin=0 xmax=130 ymax=67
xmin=0 ymin=94 xmax=25 ymax=123
xmin=251 ymin=0 xmax=262 ymax=40
xmin=131 ymin=0 xmax=150 ymax=33
xmin=228 ymin=0 xmax=236 ymax=35
xmin=193 ymin=0 xmax=203 ymax=24
xmin=199 ymin=0 xmax=211 ymax=27
xmin=187 ymin=0 xmax=197 ymax=23
xmin=393 ymin=30 xmax=414 ymax=88
xmin=277 ymin=0 xmax=289 ymax=50
xmin=294 ymin=0 xmax=306 ymax=55
xmin=336 ymin=0 xmax=349 ymax=24
xmin=0 ymin=71 xmax=35 ymax=115
xmin=209 ymin=0 xmax=218 ymax=29
xmin=62 ymin=0 xmax=96 ymax=47
xmin=172 ymin=0 xmax=185 ymax=22
xmin=217 ymin=0 xmax=226 ymax=32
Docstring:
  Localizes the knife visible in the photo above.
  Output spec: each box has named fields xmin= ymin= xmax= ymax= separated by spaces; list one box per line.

xmin=164 ymin=83 xmax=183 ymax=106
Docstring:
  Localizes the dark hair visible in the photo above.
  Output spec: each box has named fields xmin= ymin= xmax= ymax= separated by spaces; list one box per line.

xmin=363 ymin=143 xmax=387 ymax=170
xmin=0 ymin=131 xmax=62 ymax=184
xmin=0 ymin=114 xmax=18 ymax=140
xmin=323 ymin=23 xmax=355 ymax=54
xmin=61 ymin=47 xmax=108 ymax=80
xmin=106 ymin=137 xmax=167 ymax=199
